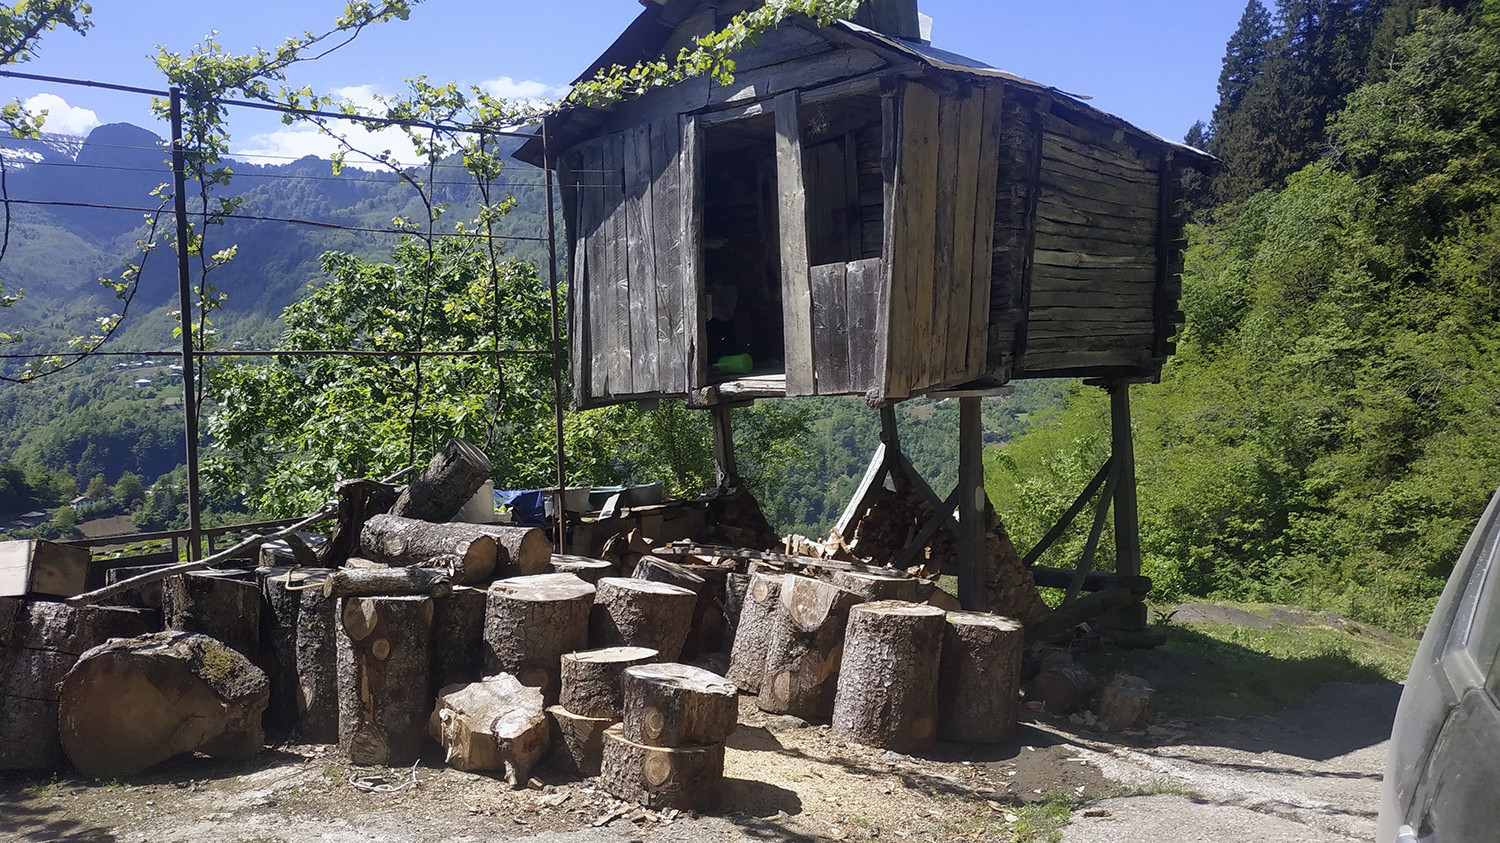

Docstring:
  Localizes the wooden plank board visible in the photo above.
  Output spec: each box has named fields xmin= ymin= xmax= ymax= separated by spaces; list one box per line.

xmin=1035 ymin=210 xmax=1156 ymax=244
xmin=1041 ymin=144 xmax=1160 ymax=186
xmin=967 ymin=84 xmax=1004 ymax=379
xmin=893 ymin=80 xmax=941 ymax=399
xmin=1028 ymin=264 xmax=1158 ymax=287
xmin=1034 ymin=232 xmax=1157 ymax=260
xmin=1041 ymin=132 xmax=1157 ymax=175
xmin=649 ymin=117 xmax=686 ymax=394
xmin=945 ymin=89 xmax=985 ymax=384
xmin=680 ymin=116 xmax=707 ymax=392
xmin=872 ymin=91 xmax=899 ymax=402
xmin=1032 ymin=250 xmax=1157 ymax=271
xmin=1038 ymin=110 xmax=1153 ymax=163
xmin=845 ymin=257 xmax=883 ymax=395
xmin=602 ymin=133 xmax=632 ymax=397
xmin=580 ymin=138 xmax=611 ymax=400
xmin=775 ymin=91 xmax=816 ymax=396
xmin=810 ymin=262 xmax=851 ymax=394
xmin=1030 ymin=289 xmax=1156 ymax=309
xmin=624 ymin=124 xmax=659 ymax=395
xmin=1040 ymin=167 xmax=1159 ymax=209
xmin=935 ymin=93 xmax=971 ymax=386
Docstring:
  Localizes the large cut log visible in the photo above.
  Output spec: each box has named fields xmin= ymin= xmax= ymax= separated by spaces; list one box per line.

xmin=260 ymin=567 xmax=333 ymax=733
xmin=938 ymin=612 xmax=1023 ymax=743
xmin=726 ymin=572 xmax=781 ymax=693
xmin=600 ymin=724 xmax=724 ymax=811
xmin=559 ymin=646 xmax=659 ymax=718
xmin=757 ymin=575 xmax=862 ymax=720
xmin=430 ymin=673 xmax=549 ymax=786
xmin=546 ymin=704 xmax=613 ymax=776
xmin=831 ymin=601 xmax=945 ymax=752
xmin=58 ymin=631 xmax=269 ymax=778
xmin=472 ymin=524 xmax=553 ymax=578
xmin=390 ymin=437 xmax=493 ymax=523
xmin=360 ymin=514 xmax=497 ymax=585
xmin=590 ymin=577 xmax=697 ymax=661
xmin=721 ymin=571 xmax=751 ymax=652
xmin=632 ymin=556 xmax=707 ymax=593
xmin=550 ymin=554 xmax=616 ymax=584
xmin=482 ymin=574 xmax=594 ymax=703
xmin=1 ymin=539 xmax=90 ymax=598
xmin=1027 ymin=659 xmax=1097 ymax=716
xmin=0 ymin=598 xmax=155 ymax=770
xmin=322 ymin=566 xmax=452 ymax=599
xmin=102 ymin=563 xmax=176 ymax=610
xmin=162 ymin=570 xmax=261 ymax=661
xmin=633 ymin=557 xmax=728 ymax=659
xmin=337 ymin=595 xmax=434 ymax=765
xmin=294 ymin=573 xmax=340 ymax=743
xmin=431 ymin=585 xmax=487 ymax=697
xmin=830 ymin=569 xmax=919 ymax=602
xmin=621 ymin=663 xmax=738 ymax=748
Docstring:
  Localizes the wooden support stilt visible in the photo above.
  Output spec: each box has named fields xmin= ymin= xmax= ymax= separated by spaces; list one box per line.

xmin=711 ymin=404 xmax=738 ymax=489
xmin=956 ymin=396 xmax=985 ymax=611
xmin=1110 ymin=384 xmax=1141 ymax=579
xmin=1063 ymin=463 xmax=1120 ymax=606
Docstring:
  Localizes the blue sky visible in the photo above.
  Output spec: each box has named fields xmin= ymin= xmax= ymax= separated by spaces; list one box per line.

xmin=3 ymin=0 xmax=1245 ymax=161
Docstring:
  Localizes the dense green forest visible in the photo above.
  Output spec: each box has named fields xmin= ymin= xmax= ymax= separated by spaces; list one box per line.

xmin=990 ymin=0 xmax=1500 ymax=636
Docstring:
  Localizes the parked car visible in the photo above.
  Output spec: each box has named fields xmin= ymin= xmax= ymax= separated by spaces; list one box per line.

xmin=1378 ymin=486 xmax=1500 ymax=842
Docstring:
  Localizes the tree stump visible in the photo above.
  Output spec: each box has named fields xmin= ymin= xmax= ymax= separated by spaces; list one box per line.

xmin=559 ymin=646 xmax=659 ymax=718
xmin=390 ymin=436 xmax=493 ymax=523
xmin=0 ymin=598 xmax=155 ymax=770
xmin=830 ymin=569 xmax=919 ymax=602
xmin=431 ymin=585 xmax=487 ymax=697
xmin=430 ymin=673 xmax=549 ymax=786
xmin=58 ymin=631 xmax=269 ymax=778
xmin=599 ymin=724 xmax=724 ymax=811
xmin=621 ymin=663 xmax=738 ymax=748
xmin=726 ymin=572 xmax=781 ymax=693
xmin=162 ymin=570 xmax=262 ymax=662
xmin=322 ymin=566 xmax=452 ymax=599
xmin=546 ymin=705 xmax=613 ymax=776
xmin=473 ymin=524 xmax=553 ymax=578
xmin=832 ymin=601 xmax=945 ymax=752
xmin=757 ymin=575 xmax=862 ymax=719
xmin=482 ymin=574 xmax=594 ymax=703
xmin=337 ymin=595 xmax=434 ymax=765
xmin=550 ymin=554 xmax=616 ymax=584
xmin=295 ymin=575 xmax=339 ymax=743
xmin=360 ymin=514 xmax=498 ymax=585
xmin=590 ymin=577 xmax=697 ymax=661
xmin=260 ymin=567 xmax=333 ymax=733
xmin=938 ymin=612 xmax=1023 ymax=743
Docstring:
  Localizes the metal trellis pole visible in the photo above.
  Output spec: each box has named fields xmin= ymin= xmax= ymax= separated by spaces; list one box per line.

xmin=542 ymin=118 xmax=568 ymax=553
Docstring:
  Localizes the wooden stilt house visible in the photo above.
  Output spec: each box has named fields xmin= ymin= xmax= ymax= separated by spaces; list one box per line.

xmin=517 ymin=0 xmax=1215 ymax=410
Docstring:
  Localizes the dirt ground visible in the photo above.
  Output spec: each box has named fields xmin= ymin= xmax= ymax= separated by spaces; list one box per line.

xmin=0 ymin=609 xmax=1403 ymax=842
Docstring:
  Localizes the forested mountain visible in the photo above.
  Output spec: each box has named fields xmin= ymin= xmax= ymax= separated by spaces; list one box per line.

xmin=992 ymin=0 xmax=1500 ymax=636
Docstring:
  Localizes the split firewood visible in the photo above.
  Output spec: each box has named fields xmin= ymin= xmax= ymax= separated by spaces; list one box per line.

xmin=337 ymin=595 xmax=434 ymax=765
xmin=590 ymin=577 xmax=697 ymax=661
xmin=547 ymin=705 xmax=613 ymax=776
xmin=757 ymin=575 xmax=863 ymax=720
xmin=560 ymin=646 xmax=659 ymax=718
xmin=725 ymin=572 xmax=781 ymax=693
xmin=430 ymin=673 xmax=549 ymax=786
xmin=831 ymin=601 xmax=945 ymax=753
xmin=389 ymin=437 xmax=493 ymax=523
xmin=321 ymin=566 xmax=452 ymax=599
xmin=938 ymin=612 xmax=1023 ymax=743
xmin=600 ymin=724 xmax=724 ymax=811
xmin=482 ymin=574 xmax=594 ymax=702
xmin=550 ymin=554 xmax=616 ymax=584
xmin=1 ymin=598 xmax=154 ymax=770
xmin=58 ymin=631 xmax=269 ymax=778
xmin=360 ymin=514 xmax=498 ymax=585
xmin=620 ymin=663 xmax=738 ymax=748
xmin=162 ymin=570 xmax=262 ymax=662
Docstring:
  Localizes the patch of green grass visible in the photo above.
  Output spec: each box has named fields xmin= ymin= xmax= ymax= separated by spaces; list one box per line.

xmin=1081 ymin=611 xmax=1418 ymax=719
xmin=22 ymin=774 xmax=60 ymax=799
xmin=1011 ymin=792 xmax=1078 ymax=843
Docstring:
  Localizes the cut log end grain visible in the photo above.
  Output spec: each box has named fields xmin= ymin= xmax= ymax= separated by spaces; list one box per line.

xmin=475 ymin=525 xmax=553 ymax=578
xmin=757 ymin=575 xmax=862 ymax=720
xmin=831 ymin=601 xmax=945 ymax=753
xmin=58 ymin=631 xmax=269 ymax=779
xmin=621 ymin=663 xmax=738 ymax=747
xmin=600 ymin=723 xmax=724 ymax=811
xmin=590 ymin=577 xmax=697 ymax=662
xmin=559 ymin=646 xmax=659 ymax=718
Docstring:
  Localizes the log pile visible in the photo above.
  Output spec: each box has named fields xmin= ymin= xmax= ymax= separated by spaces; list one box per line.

xmin=547 ymin=646 xmax=658 ymax=775
xmin=600 ymin=663 xmax=736 ymax=811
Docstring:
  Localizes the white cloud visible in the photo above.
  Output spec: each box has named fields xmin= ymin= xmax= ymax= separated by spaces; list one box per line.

xmin=233 ymin=122 xmax=424 ymax=171
xmin=23 ymin=93 xmax=99 ymax=136
xmin=479 ymin=76 xmax=568 ymax=102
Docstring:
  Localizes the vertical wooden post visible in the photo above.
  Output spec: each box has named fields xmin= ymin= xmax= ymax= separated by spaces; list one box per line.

xmin=541 ymin=118 xmax=569 ymax=553
xmin=956 ymin=397 xmax=985 ymax=610
xmin=1109 ymin=383 xmax=1141 ymax=580
xmin=168 ymin=88 xmax=203 ymax=561
xmin=711 ymin=405 xmax=738 ymax=489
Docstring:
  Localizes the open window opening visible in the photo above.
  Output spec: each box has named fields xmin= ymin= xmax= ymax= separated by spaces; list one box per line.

xmin=702 ymin=115 xmax=784 ymax=380
xmin=801 ymin=92 xmax=886 ymax=267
